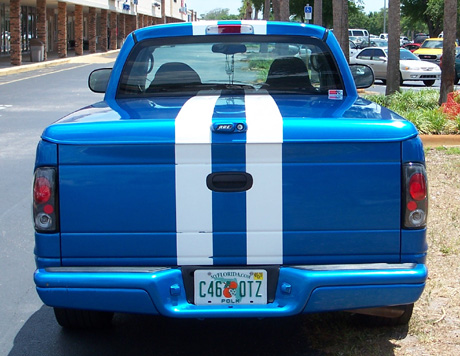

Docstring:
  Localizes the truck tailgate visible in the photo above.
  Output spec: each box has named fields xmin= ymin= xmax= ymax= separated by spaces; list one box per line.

xmin=46 ymin=96 xmax=414 ymax=266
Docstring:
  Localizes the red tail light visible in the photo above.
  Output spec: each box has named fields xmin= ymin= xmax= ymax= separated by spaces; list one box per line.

xmin=403 ymin=163 xmax=428 ymax=229
xmin=34 ymin=177 xmax=52 ymax=204
xmin=33 ymin=167 xmax=58 ymax=232
xmin=409 ymin=173 xmax=427 ymax=201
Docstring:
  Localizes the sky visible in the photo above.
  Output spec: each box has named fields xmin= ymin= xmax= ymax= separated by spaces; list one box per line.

xmin=187 ymin=1 xmax=385 ymax=17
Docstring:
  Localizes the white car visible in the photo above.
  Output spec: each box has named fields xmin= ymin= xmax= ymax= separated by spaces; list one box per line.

xmin=350 ymin=47 xmax=441 ymax=86
xmin=400 ymin=36 xmax=411 ymax=46
xmin=349 ymin=40 xmax=359 ymax=57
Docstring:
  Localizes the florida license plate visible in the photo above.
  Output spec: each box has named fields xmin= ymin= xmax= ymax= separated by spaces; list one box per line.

xmin=194 ymin=269 xmax=267 ymax=305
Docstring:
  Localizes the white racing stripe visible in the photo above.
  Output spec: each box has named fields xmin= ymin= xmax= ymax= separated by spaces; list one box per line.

xmin=241 ymin=20 xmax=267 ymax=35
xmin=244 ymin=94 xmax=284 ymax=265
xmin=175 ymin=95 xmax=219 ymax=265
xmin=192 ymin=21 xmax=217 ymax=36
xmin=175 ymin=93 xmax=283 ymax=265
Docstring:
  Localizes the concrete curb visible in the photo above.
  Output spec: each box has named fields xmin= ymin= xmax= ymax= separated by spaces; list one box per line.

xmin=0 ymin=50 xmax=120 ymax=77
xmin=420 ymin=135 xmax=460 ymax=147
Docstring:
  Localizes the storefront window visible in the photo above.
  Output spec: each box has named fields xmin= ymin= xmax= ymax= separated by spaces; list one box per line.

xmin=21 ymin=6 xmax=37 ymax=51
xmin=1 ymin=4 xmax=10 ymax=54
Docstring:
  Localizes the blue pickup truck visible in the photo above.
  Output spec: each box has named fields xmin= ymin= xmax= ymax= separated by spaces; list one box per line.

xmin=33 ymin=21 xmax=428 ymax=329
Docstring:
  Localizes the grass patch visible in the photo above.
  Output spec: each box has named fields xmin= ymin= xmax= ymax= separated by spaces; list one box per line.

xmin=434 ymin=146 xmax=460 ymax=154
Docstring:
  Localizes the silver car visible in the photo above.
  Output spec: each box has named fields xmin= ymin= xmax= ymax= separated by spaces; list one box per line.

xmin=350 ymin=47 xmax=441 ymax=86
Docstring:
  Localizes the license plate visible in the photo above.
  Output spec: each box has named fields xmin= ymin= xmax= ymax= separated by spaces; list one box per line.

xmin=194 ymin=269 xmax=267 ymax=305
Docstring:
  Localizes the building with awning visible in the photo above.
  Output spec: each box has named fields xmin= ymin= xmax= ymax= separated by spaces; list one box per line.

xmin=0 ymin=0 xmax=197 ymax=65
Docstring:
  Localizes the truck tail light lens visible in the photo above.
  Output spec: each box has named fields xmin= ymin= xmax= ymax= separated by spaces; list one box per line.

xmin=409 ymin=173 xmax=427 ymax=201
xmin=33 ymin=167 xmax=58 ymax=232
xmin=403 ymin=163 xmax=428 ymax=229
xmin=34 ymin=177 xmax=52 ymax=204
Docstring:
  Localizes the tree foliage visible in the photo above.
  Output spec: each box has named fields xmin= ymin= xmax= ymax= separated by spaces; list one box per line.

xmin=365 ymin=11 xmax=384 ymax=36
xmin=204 ymin=1 xmax=376 ymax=27
xmin=201 ymin=0 xmax=455 ymax=49
xmin=252 ymin=0 xmax=265 ymax=13
xmin=401 ymin=0 xmax=443 ymax=37
xmin=201 ymin=8 xmax=240 ymax=20
xmin=288 ymin=0 xmax=362 ymax=26
xmin=202 ymin=0 xmax=453 ymax=39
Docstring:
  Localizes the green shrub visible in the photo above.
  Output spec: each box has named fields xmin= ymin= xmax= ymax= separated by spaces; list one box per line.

xmin=404 ymin=111 xmax=431 ymax=134
xmin=421 ymin=109 xmax=448 ymax=134
xmin=363 ymin=90 xmax=459 ymax=134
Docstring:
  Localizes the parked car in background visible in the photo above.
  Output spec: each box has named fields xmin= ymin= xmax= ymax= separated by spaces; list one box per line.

xmin=370 ymin=39 xmax=388 ymax=47
xmin=350 ymin=35 xmax=370 ymax=49
xmin=349 ymin=39 xmax=359 ymax=57
xmin=350 ymin=47 xmax=441 ymax=86
xmin=414 ymin=38 xmax=446 ymax=63
xmin=414 ymin=33 xmax=429 ymax=44
xmin=439 ymin=47 xmax=460 ymax=84
xmin=349 ymin=35 xmax=359 ymax=44
xmin=349 ymin=28 xmax=369 ymax=38
xmin=402 ymin=43 xmax=421 ymax=52
xmin=454 ymin=49 xmax=460 ymax=85
xmin=400 ymin=36 xmax=411 ymax=46
xmin=379 ymin=33 xmax=388 ymax=40
xmin=349 ymin=35 xmax=363 ymax=47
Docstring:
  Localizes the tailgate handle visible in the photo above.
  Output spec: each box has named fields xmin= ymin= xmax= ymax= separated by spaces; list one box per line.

xmin=206 ymin=172 xmax=253 ymax=192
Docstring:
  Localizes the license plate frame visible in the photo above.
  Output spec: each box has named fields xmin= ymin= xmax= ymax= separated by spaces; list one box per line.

xmin=194 ymin=269 xmax=268 ymax=306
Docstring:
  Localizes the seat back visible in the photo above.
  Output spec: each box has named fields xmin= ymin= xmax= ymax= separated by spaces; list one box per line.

xmin=265 ymin=57 xmax=312 ymax=90
xmin=150 ymin=62 xmax=201 ymax=86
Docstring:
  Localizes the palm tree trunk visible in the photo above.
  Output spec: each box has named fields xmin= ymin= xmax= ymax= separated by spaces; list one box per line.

xmin=245 ymin=0 xmax=253 ymax=20
xmin=385 ymin=0 xmax=400 ymax=95
xmin=439 ymin=0 xmax=458 ymax=104
xmin=264 ymin=0 xmax=270 ymax=20
xmin=332 ymin=0 xmax=349 ymax=60
xmin=314 ymin=0 xmax=323 ymax=26
xmin=278 ymin=0 xmax=289 ymax=21
xmin=273 ymin=0 xmax=280 ymax=20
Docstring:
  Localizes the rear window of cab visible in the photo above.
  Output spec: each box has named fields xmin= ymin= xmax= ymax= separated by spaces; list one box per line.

xmin=117 ymin=35 xmax=343 ymax=98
